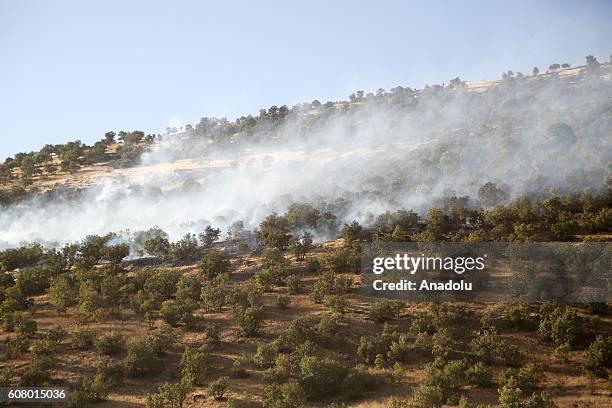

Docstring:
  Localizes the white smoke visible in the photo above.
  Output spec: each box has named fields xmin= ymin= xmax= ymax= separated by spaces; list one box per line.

xmin=0 ymin=72 xmax=610 ymax=248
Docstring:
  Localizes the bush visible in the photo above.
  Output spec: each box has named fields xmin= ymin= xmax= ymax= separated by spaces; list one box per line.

xmin=470 ymin=328 xmax=498 ymax=363
xmin=466 ymin=362 xmax=492 ymax=387
xmin=263 ymin=383 xmax=306 ymax=408
xmin=357 ymin=324 xmax=402 ymax=365
xmin=48 ymin=275 xmax=77 ymax=314
xmin=538 ymin=307 xmax=581 ymax=348
xmin=201 ymin=275 xmax=228 ymax=311
xmin=160 ymin=299 xmax=194 ymax=327
xmin=340 ymin=367 xmax=378 ymax=400
xmin=146 ymin=325 xmax=178 ymax=354
xmin=411 ymin=384 xmax=447 ymax=408
xmin=5 ymin=334 xmax=30 ymax=357
xmin=124 ymin=340 xmax=164 ymax=377
xmin=90 ymin=358 xmax=124 ymax=400
xmin=504 ymin=303 xmax=535 ymax=330
xmin=181 ymin=345 xmax=209 ymax=385
xmin=169 ymin=233 xmax=200 ymax=263
xmin=146 ymin=381 xmax=191 ymax=408
xmin=94 ymin=331 xmax=126 ymax=355
xmin=203 ymin=322 xmax=221 ymax=346
xmin=309 ymin=272 xmax=352 ymax=304
xmin=317 ymin=313 xmax=342 ymax=340
xmin=254 ymin=344 xmax=278 ymax=368
xmin=231 ymin=356 xmax=250 ymax=378
xmin=431 ymin=327 xmax=456 ymax=358
xmin=305 ymin=257 xmax=320 ymax=274
xmin=72 ymin=328 xmax=97 ymax=350
xmin=277 ymin=294 xmax=290 ymax=309
xmin=199 ymin=250 xmax=231 ymax=279
xmin=297 ymin=356 xmax=348 ymax=400
xmin=19 ymin=365 xmax=51 ymax=386
xmin=263 ymin=366 xmax=289 ymax=385
xmin=323 ymin=294 xmax=348 ymax=314
xmin=285 ymin=274 xmax=303 ymax=294
xmin=411 ymin=358 xmax=467 ymax=407
xmin=207 ymin=376 xmax=229 ymax=400
xmin=234 ymin=306 xmax=264 ymax=337
xmin=499 ymin=363 xmax=544 ymax=393
xmin=517 ymin=363 xmax=544 ymax=390
xmin=324 ymin=246 xmax=360 ymax=273
xmin=4 ymin=312 xmax=38 ymax=336
xmin=584 ymin=335 xmax=612 ymax=377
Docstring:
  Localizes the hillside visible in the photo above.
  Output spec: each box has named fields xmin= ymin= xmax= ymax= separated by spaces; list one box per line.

xmin=0 ymin=57 xmax=611 ymax=408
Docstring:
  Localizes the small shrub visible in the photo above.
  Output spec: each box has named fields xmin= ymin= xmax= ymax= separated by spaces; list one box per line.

xmin=554 ymin=343 xmax=571 ymax=363
xmin=340 ymin=366 xmax=378 ymax=400
xmin=305 ymin=257 xmax=320 ymax=274
xmin=234 ymin=306 xmax=264 ymax=337
xmin=199 ymin=250 xmax=231 ymax=279
xmin=504 ymin=303 xmax=535 ymax=330
xmin=94 ymin=331 xmax=126 ymax=355
xmin=298 ymin=356 xmax=349 ymax=400
xmin=231 ymin=357 xmax=250 ymax=378
xmin=276 ymin=294 xmax=290 ymax=309
xmin=369 ymin=300 xmax=403 ymax=324
xmin=323 ymin=294 xmax=348 ymax=314
xmin=466 ymin=362 xmax=492 ymax=387
xmin=90 ymin=358 xmax=124 ymax=400
xmin=432 ymin=327 xmax=455 ymax=358
xmin=124 ymin=340 xmax=164 ymax=377
xmin=285 ymin=275 xmax=303 ymax=294
xmin=263 ymin=382 xmax=306 ymax=408
xmin=181 ymin=345 xmax=209 ymax=385
xmin=391 ymin=361 xmax=404 ymax=384
xmin=584 ymin=335 xmax=612 ymax=377
xmin=72 ymin=328 xmax=96 ymax=350
xmin=254 ymin=344 xmax=277 ymax=368
xmin=146 ymin=381 xmax=191 ymax=408
xmin=207 ymin=376 xmax=229 ymax=400
xmin=538 ymin=307 xmax=581 ymax=348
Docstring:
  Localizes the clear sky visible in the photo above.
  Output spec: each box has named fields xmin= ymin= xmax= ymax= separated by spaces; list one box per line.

xmin=1 ymin=0 xmax=611 ymax=159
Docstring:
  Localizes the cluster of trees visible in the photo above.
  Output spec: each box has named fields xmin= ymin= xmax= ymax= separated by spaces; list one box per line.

xmin=0 ymin=130 xmax=157 ymax=196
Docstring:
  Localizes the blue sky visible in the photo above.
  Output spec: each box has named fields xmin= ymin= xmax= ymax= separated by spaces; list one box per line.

xmin=1 ymin=0 xmax=611 ymax=159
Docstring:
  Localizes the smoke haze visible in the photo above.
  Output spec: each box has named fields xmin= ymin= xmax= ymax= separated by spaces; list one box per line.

xmin=1 ymin=72 xmax=610 ymax=248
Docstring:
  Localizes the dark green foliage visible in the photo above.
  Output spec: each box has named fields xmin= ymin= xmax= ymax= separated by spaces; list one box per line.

xmin=538 ymin=307 xmax=582 ymax=348
xmin=181 ymin=345 xmax=209 ymax=385
xmin=199 ymin=249 xmax=231 ymax=279
xmin=263 ymin=382 xmax=306 ymax=408
xmin=0 ymin=244 xmax=44 ymax=272
xmin=357 ymin=324 xmax=406 ymax=365
xmin=411 ymin=357 xmax=467 ymax=407
xmin=48 ymin=274 xmax=77 ymax=313
xmin=169 ymin=233 xmax=200 ymax=263
xmin=369 ymin=300 xmax=403 ymax=324
xmin=94 ymin=330 xmax=126 ymax=355
xmin=198 ymin=225 xmax=221 ymax=246
xmin=297 ymin=356 xmax=349 ymax=400
xmin=72 ymin=328 xmax=97 ymax=350
xmin=324 ymin=246 xmax=360 ymax=274
xmin=504 ymin=303 xmax=536 ymax=330
xmin=90 ymin=358 xmax=124 ymax=400
xmin=124 ymin=340 xmax=164 ymax=377
xmin=102 ymin=243 xmax=130 ymax=265
xmin=309 ymin=272 xmax=352 ymax=303
xmin=258 ymin=213 xmax=291 ymax=250
xmin=584 ymin=335 xmax=612 ymax=377
xmin=146 ymin=381 xmax=191 ymax=408
xmin=207 ymin=376 xmax=229 ymax=400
